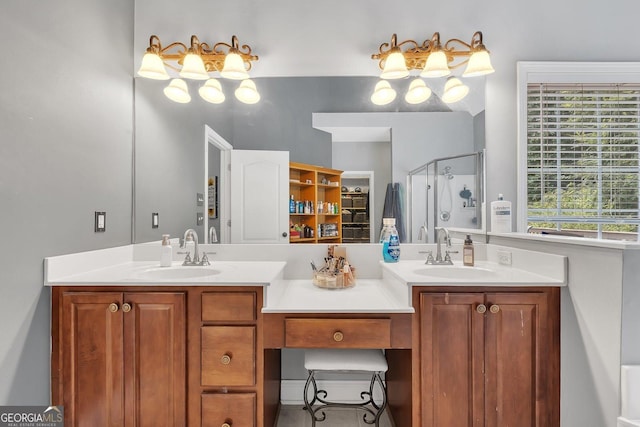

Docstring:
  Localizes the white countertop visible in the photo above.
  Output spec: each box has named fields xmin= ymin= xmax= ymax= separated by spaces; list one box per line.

xmin=44 ymin=260 xmax=286 ymax=286
xmin=381 ymin=259 xmax=567 ymax=286
xmin=262 ymin=279 xmax=414 ymax=313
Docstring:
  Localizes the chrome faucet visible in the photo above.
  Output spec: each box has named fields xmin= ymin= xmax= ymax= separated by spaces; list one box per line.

xmin=425 ymin=227 xmax=455 ymax=265
xmin=180 ymin=229 xmax=209 ymax=266
xmin=209 ymin=226 xmax=218 ymax=243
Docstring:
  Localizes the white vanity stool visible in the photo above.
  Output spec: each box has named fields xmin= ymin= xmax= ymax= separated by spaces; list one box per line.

xmin=303 ymin=349 xmax=388 ymax=426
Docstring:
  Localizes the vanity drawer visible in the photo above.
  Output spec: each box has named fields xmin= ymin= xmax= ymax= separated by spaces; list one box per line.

xmin=285 ymin=318 xmax=391 ymax=348
xmin=201 ymin=393 xmax=255 ymax=427
xmin=201 ymin=326 xmax=255 ymax=386
xmin=202 ymin=292 xmax=256 ymax=322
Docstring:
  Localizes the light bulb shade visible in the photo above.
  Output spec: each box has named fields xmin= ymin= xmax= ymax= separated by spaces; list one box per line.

xmin=380 ymin=51 xmax=409 ymax=80
xmin=370 ymin=80 xmax=397 ymax=105
xmin=138 ymin=52 xmax=170 ymax=80
xmin=462 ymin=50 xmax=495 ymax=77
xmin=404 ymin=78 xmax=432 ymax=104
xmin=420 ymin=50 xmax=451 ymax=78
xmin=163 ymin=79 xmax=191 ymax=103
xmin=221 ymin=52 xmax=250 ymax=80
xmin=179 ymin=53 xmax=209 ymax=80
xmin=199 ymin=79 xmax=225 ymax=104
xmin=235 ymin=79 xmax=260 ymax=104
xmin=441 ymin=77 xmax=469 ymax=103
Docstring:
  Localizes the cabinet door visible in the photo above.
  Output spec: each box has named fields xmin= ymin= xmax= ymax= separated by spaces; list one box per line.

xmin=61 ymin=292 xmax=124 ymax=427
xmin=420 ymin=293 xmax=485 ymax=427
xmin=484 ymin=292 xmax=550 ymax=427
xmin=123 ymin=292 xmax=186 ymax=427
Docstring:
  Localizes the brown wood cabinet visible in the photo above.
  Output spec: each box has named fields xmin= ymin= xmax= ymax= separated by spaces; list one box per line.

xmin=53 ymin=290 xmax=186 ymax=427
xmin=417 ymin=288 xmax=560 ymax=427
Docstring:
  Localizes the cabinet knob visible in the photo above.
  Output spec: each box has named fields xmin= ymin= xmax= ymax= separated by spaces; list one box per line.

xmin=282 ymin=232 xmax=288 ymax=238
xmin=333 ymin=331 xmax=344 ymax=342
xmin=489 ymin=304 xmax=500 ymax=314
xmin=222 ymin=423 xmax=231 ymax=427
xmin=476 ymin=304 xmax=487 ymax=314
xmin=122 ymin=303 xmax=132 ymax=313
xmin=220 ymin=354 xmax=232 ymax=365
xmin=108 ymin=303 xmax=119 ymax=313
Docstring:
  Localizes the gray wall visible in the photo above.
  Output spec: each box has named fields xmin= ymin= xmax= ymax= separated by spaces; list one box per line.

xmin=0 ymin=0 xmax=134 ymax=404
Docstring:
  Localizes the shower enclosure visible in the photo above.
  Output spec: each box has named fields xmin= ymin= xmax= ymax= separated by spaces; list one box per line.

xmin=407 ymin=151 xmax=485 ymax=243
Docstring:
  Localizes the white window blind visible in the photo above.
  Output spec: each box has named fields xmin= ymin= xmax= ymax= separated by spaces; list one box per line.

xmin=526 ymin=83 xmax=640 ymax=240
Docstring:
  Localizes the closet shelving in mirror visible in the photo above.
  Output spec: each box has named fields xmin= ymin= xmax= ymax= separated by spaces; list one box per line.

xmin=289 ymin=162 xmax=342 ymax=244
xmin=341 ymin=189 xmax=371 ymax=243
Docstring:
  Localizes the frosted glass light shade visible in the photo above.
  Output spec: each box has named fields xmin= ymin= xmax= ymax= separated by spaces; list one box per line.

xmin=380 ymin=51 xmax=409 ymax=80
xmin=441 ymin=77 xmax=469 ymax=103
xmin=179 ymin=53 xmax=209 ymax=80
xmin=370 ymin=80 xmax=396 ymax=105
xmin=163 ymin=79 xmax=191 ymax=103
xmin=462 ymin=50 xmax=495 ymax=77
xmin=199 ymin=79 xmax=225 ymax=104
xmin=420 ymin=50 xmax=451 ymax=78
xmin=138 ymin=53 xmax=170 ymax=80
xmin=235 ymin=79 xmax=260 ymax=104
xmin=404 ymin=78 xmax=432 ymax=104
xmin=221 ymin=52 xmax=249 ymax=80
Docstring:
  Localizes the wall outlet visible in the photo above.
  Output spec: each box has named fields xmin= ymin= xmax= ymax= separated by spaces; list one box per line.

xmin=497 ymin=250 xmax=512 ymax=265
xmin=196 ymin=212 xmax=204 ymax=226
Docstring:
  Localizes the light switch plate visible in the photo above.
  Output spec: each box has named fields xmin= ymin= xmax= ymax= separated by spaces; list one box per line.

xmin=152 ymin=212 xmax=159 ymax=229
xmin=196 ymin=212 xmax=204 ymax=226
xmin=197 ymin=193 xmax=204 ymax=206
xmin=95 ymin=211 xmax=106 ymax=232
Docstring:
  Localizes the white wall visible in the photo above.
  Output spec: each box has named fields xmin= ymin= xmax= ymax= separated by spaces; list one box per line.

xmin=0 ymin=0 xmax=134 ymax=404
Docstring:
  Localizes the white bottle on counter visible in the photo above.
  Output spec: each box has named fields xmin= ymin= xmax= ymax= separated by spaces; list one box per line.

xmin=490 ymin=194 xmax=512 ymax=233
xmin=160 ymin=234 xmax=173 ymax=267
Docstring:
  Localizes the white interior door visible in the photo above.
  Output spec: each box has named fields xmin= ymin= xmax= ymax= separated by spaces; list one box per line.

xmin=230 ymin=150 xmax=289 ymax=244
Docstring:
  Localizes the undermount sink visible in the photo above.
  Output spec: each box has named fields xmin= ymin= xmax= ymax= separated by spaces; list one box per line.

xmin=134 ymin=266 xmax=221 ymax=280
xmin=413 ymin=265 xmax=498 ymax=280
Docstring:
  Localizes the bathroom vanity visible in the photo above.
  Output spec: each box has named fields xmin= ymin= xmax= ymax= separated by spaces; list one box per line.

xmin=45 ymin=243 xmax=565 ymax=427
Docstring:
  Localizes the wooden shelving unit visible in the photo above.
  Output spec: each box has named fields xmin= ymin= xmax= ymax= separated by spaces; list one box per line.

xmin=289 ymin=162 xmax=342 ymax=244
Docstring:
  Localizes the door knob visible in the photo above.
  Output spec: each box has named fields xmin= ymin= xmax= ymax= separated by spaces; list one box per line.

xmin=333 ymin=331 xmax=344 ymax=342
xmin=108 ymin=303 xmax=119 ymax=313
xmin=476 ymin=304 xmax=487 ymax=314
xmin=489 ymin=304 xmax=500 ymax=314
xmin=122 ymin=303 xmax=132 ymax=313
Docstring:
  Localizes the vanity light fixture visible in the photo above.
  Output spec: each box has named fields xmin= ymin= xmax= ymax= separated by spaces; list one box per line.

xmin=137 ymin=35 xmax=260 ymax=104
xmin=372 ymin=31 xmax=494 ymax=79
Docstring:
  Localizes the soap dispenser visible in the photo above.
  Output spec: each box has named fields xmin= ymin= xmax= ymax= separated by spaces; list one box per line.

xmin=462 ymin=234 xmax=475 ymax=267
xmin=463 ymin=234 xmax=474 ymax=266
xmin=160 ymin=234 xmax=172 ymax=267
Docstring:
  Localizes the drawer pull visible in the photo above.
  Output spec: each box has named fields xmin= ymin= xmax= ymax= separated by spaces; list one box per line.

xmin=122 ymin=303 xmax=132 ymax=313
xmin=489 ymin=304 xmax=500 ymax=314
xmin=333 ymin=331 xmax=344 ymax=342
xmin=220 ymin=354 xmax=232 ymax=365
xmin=476 ymin=304 xmax=487 ymax=314
xmin=108 ymin=303 xmax=119 ymax=313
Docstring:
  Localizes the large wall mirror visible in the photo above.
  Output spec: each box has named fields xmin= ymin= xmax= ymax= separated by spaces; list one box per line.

xmin=133 ymin=75 xmax=486 ymax=244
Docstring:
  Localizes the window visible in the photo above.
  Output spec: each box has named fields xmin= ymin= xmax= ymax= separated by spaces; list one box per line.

xmin=518 ymin=63 xmax=640 ymax=241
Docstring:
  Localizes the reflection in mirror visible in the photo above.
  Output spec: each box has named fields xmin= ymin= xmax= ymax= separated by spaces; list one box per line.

xmin=134 ymin=76 xmax=486 ymax=244
xmin=408 ymin=151 xmax=485 ymax=243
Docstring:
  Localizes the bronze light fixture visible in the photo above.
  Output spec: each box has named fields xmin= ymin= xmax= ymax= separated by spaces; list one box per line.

xmin=370 ymin=31 xmax=494 ymax=105
xmin=137 ymin=35 xmax=260 ymax=104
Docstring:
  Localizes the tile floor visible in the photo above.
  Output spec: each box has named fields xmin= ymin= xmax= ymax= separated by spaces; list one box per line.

xmin=276 ymin=405 xmax=394 ymax=427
